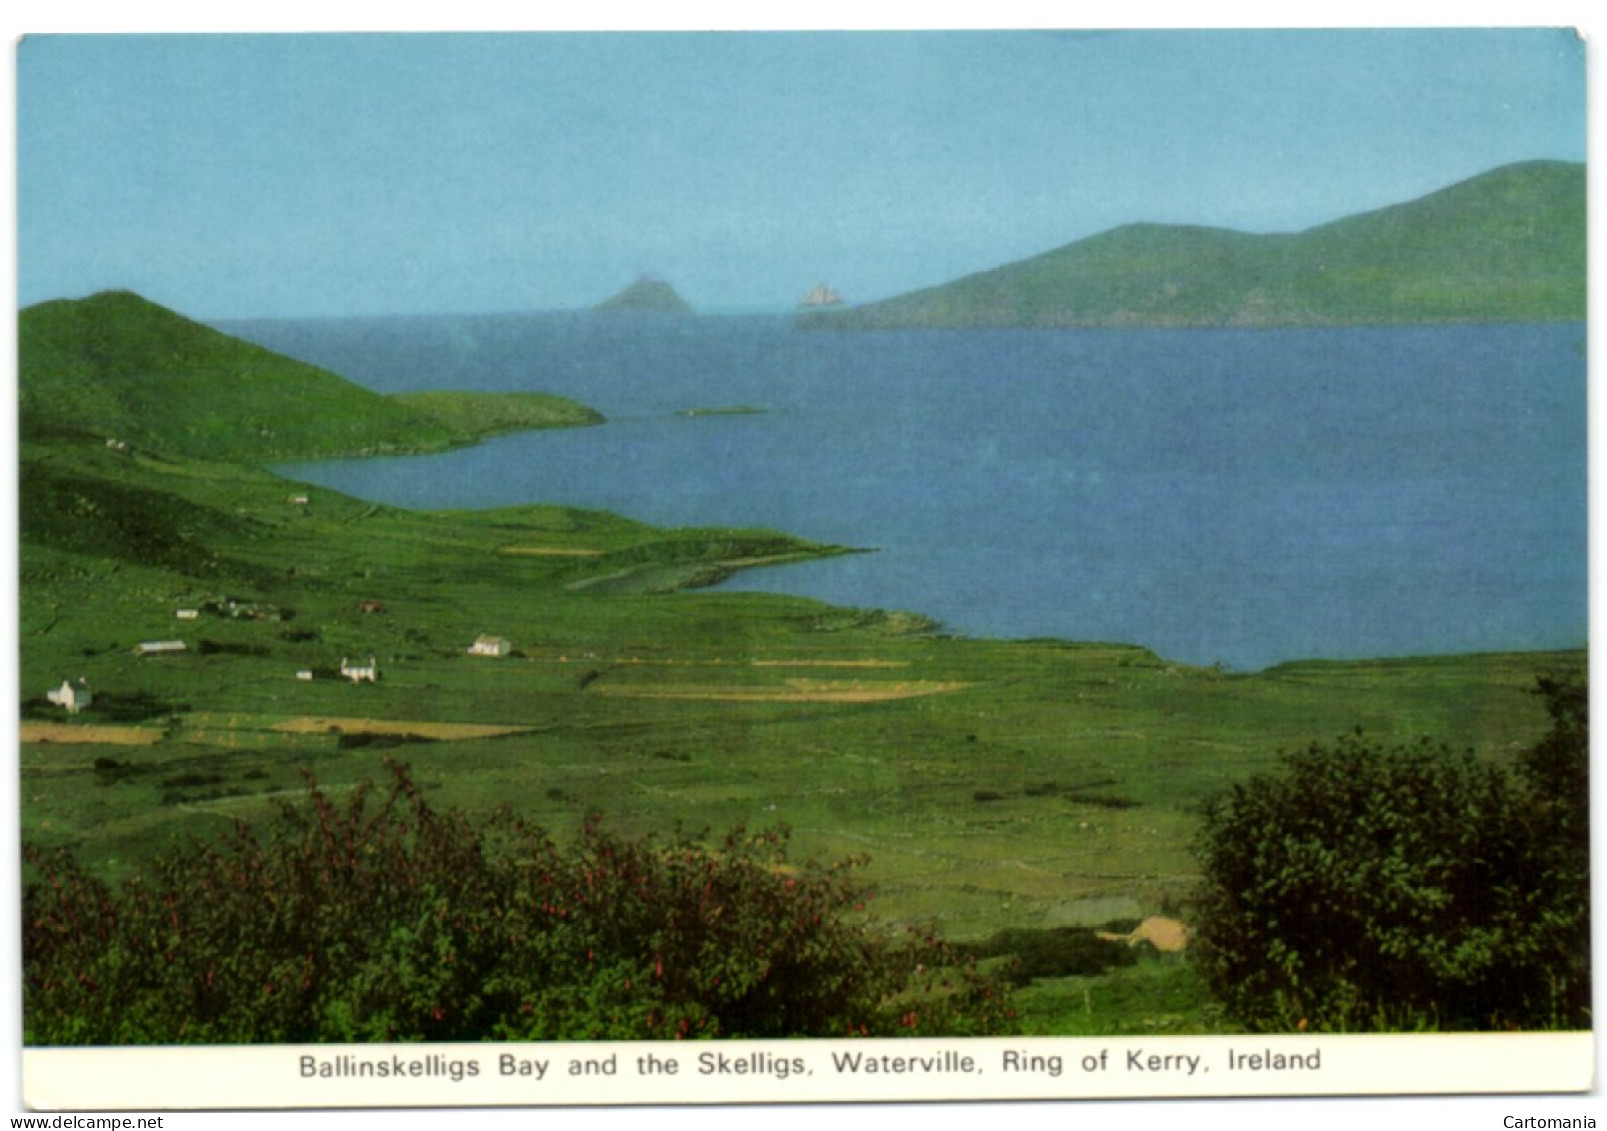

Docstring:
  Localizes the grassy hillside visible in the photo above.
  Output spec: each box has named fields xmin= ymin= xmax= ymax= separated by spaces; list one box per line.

xmin=390 ymin=390 xmax=605 ymax=436
xmin=805 ymin=161 xmax=1585 ymax=330
xmin=19 ymin=291 xmax=464 ymax=461
xmin=19 ymin=292 xmax=607 ymax=462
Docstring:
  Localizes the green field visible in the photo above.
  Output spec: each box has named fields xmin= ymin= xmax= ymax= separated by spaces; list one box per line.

xmin=17 ymin=292 xmax=1584 ymax=1034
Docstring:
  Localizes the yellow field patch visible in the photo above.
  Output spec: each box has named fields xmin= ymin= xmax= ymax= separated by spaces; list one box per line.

xmin=21 ymin=723 xmax=166 ymax=746
xmin=593 ymin=678 xmax=971 ymax=703
xmin=271 ymin=716 xmax=533 ymax=739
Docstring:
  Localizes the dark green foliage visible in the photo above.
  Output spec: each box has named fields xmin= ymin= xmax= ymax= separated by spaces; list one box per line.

xmin=84 ymin=691 xmax=191 ymax=723
xmin=23 ymin=764 xmax=1014 ymax=1044
xmin=959 ymin=926 xmax=1137 ymax=985
xmin=92 ymin=757 xmax=150 ymax=783
xmin=20 ymin=698 xmax=57 ymax=720
xmin=1193 ymin=680 xmax=1591 ymax=1031
xmin=1064 ymin=792 xmax=1140 ymax=810
xmin=19 ymin=460 xmax=261 ymax=581
xmin=196 ymin=640 xmax=269 ymax=657
xmin=1524 ymin=676 xmax=1590 ymax=841
xmin=334 ymin=732 xmax=437 ymax=750
xmin=1514 ymin=676 xmax=1591 ymax=1025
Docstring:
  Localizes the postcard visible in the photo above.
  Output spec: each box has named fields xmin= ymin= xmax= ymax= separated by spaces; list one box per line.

xmin=9 ymin=22 xmax=1595 ymax=1117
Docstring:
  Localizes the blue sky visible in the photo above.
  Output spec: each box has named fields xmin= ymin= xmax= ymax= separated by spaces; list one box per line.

xmin=16 ymin=28 xmax=1586 ymax=318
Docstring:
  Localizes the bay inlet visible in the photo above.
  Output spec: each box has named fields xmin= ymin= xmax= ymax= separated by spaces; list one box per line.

xmin=246 ymin=314 xmax=1586 ymax=671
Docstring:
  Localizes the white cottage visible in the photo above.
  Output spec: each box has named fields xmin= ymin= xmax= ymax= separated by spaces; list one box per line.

xmin=46 ymin=678 xmax=93 ymax=715
xmin=468 ymin=635 xmax=512 ymax=657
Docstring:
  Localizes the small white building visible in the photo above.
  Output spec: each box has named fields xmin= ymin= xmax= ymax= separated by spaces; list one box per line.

xmin=287 ymin=494 xmax=310 ymax=506
xmin=295 ymin=669 xmax=315 ymax=682
xmin=340 ymin=656 xmax=379 ymax=684
xmin=468 ymin=635 xmax=513 ymax=657
xmin=134 ymin=640 xmax=187 ymax=658
xmin=46 ymin=678 xmax=93 ymax=715
xmin=175 ymin=608 xmax=200 ymax=620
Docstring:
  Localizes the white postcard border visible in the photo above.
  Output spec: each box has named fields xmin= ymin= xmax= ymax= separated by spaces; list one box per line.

xmin=21 ymin=1032 xmax=1595 ymax=1110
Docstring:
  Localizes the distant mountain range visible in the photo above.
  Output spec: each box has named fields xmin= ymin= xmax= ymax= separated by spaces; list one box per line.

xmin=801 ymin=161 xmax=1584 ymax=330
xmin=595 ymin=276 xmax=693 ymax=314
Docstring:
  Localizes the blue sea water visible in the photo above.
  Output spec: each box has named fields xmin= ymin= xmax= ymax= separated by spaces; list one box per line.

xmin=234 ymin=313 xmax=1587 ymax=671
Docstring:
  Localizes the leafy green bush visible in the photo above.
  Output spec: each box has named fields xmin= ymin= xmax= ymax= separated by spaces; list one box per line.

xmin=24 ymin=763 xmax=1013 ymax=1043
xmin=1192 ymin=679 xmax=1589 ymax=1032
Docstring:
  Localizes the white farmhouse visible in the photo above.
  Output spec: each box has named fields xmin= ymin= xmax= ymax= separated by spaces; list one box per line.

xmin=46 ymin=678 xmax=93 ymax=715
xmin=340 ymin=655 xmax=379 ymax=684
xmin=468 ymin=635 xmax=513 ymax=657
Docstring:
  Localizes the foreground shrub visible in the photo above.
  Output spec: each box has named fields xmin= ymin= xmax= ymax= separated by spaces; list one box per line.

xmin=1193 ymin=678 xmax=1589 ymax=1032
xmin=24 ymin=764 xmax=1013 ymax=1044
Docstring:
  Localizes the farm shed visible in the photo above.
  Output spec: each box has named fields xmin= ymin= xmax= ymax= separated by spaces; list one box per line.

xmin=134 ymin=640 xmax=187 ymax=657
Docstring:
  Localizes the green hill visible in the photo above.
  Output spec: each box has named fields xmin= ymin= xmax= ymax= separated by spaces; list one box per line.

xmin=19 ymin=290 xmax=466 ymax=462
xmin=803 ymin=161 xmax=1584 ymax=330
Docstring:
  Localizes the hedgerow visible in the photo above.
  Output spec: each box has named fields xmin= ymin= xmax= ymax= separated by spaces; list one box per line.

xmin=23 ymin=763 xmax=1014 ymax=1043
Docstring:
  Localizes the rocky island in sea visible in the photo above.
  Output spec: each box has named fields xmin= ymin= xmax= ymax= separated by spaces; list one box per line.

xmin=594 ymin=274 xmax=693 ymax=314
